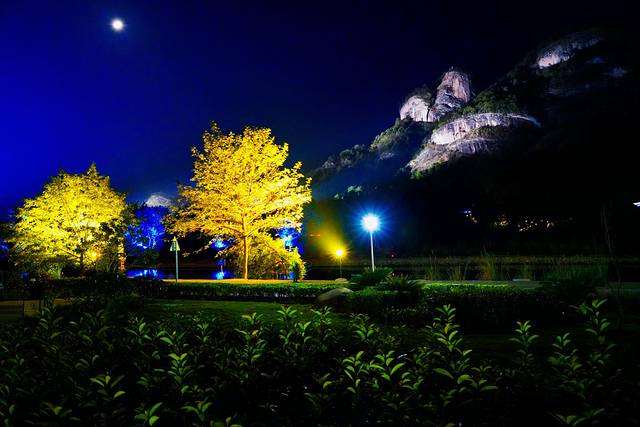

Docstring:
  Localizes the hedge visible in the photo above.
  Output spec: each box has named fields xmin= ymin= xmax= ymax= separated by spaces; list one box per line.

xmin=2 ymin=275 xmax=340 ymax=303
xmin=340 ymin=284 xmax=567 ymax=331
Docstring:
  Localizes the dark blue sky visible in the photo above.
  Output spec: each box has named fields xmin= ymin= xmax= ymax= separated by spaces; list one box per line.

xmin=0 ymin=0 xmax=634 ymax=211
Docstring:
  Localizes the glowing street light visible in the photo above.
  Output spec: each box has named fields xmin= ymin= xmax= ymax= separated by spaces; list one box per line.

xmin=111 ymin=18 xmax=125 ymax=32
xmin=335 ymin=248 xmax=345 ymax=278
xmin=361 ymin=214 xmax=380 ymax=271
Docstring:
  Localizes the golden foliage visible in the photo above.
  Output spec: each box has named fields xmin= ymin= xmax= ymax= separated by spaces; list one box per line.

xmin=8 ymin=164 xmax=127 ymax=273
xmin=168 ymin=123 xmax=312 ymax=279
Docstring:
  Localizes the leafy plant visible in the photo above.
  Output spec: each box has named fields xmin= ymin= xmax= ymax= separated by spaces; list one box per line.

xmin=349 ymin=267 xmax=393 ymax=290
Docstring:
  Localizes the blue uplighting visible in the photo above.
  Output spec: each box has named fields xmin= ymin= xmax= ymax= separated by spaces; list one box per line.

xmin=125 ymin=206 xmax=168 ymax=256
xmin=214 ymin=270 xmax=233 ymax=280
xmin=211 ymin=238 xmax=230 ymax=250
xmin=127 ymin=268 xmax=165 ymax=279
xmin=277 ymin=226 xmax=302 ymax=251
xmin=0 ymin=238 xmax=8 ymax=260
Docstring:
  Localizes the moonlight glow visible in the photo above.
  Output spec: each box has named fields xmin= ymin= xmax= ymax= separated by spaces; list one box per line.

xmin=111 ymin=18 xmax=125 ymax=32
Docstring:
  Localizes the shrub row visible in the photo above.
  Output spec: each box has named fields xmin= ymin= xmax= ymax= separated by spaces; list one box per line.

xmin=340 ymin=285 xmax=567 ymax=331
xmin=136 ymin=282 xmax=339 ymax=302
xmin=1 ymin=274 xmax=340 ymax=303
xmin=0 ymin=298 xmax=636 ymax=425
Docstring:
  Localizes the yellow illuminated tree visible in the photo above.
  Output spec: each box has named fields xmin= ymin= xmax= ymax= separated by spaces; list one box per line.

xmin=8 ymin=164 xmax=128 ymax=275
xmin=169 ymin=123 xmax=312 ymax=279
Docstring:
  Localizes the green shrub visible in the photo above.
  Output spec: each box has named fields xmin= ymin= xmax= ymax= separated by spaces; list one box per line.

xmin=0 ymin=296 xmax=635 ymax=425
xmin=341 ymin=284 xmax=566 ymax=331
xmin=542 ymin=264 xmax=608 ymax=304
xmin=290 ymin=257 xmax=306 ymax=282
xmin=377 ymin=274 xmax=423 ymax=299
xmin=349 ymin=267 xmax=393 ymax=290
xmin=137 ymin=282 xmax=338 ymax=302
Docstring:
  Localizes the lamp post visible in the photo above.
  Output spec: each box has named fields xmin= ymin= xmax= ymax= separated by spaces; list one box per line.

xmin=170 ymin=236 xmax=180 ymax=283
xmin=361 ymin=214 xmax=380 ymax=272
xmin=335 ymin=249 xmax=345 ymax=278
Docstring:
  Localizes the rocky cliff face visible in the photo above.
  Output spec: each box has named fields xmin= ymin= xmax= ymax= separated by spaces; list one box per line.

xmin=312 ymin=29 xmax=636 ymax=198
xmin=407 ymin=138 xmax=497 ymax=172
xmin=430 ymin=113 xmax=540 ymax=145
xmin=432 ymin=69 xmax=473 ymax=119
xmin=399 ymin=69 xmax=472 ymax=122
xmin=536 ymin=31 xmax=602 ymax=69
xmin=399 ymin=95 xmax=435 ymax=122
xmin=407 ymin=113 xmax=540 ymax=173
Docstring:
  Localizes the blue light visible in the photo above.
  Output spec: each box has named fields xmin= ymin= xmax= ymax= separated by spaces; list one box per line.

xmin=125 ymin=206 xmax=168 ymax=256
xmin=126 ymin=268 xmax=165 ymax=279
xmin=212 ymin=238 xmax=230 ymax=250
xmin=0 ymin=238 xmax=8 ymax=260
xmin=276 ymin=226 xmax=302 ymax=252
xmin=213 ymin=270 xmax=234 ymax=280
xmin=362 ymin=214 xmax=380 ymax=232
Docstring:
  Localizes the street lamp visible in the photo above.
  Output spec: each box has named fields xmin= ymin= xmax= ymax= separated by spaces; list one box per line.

xmin=361 ymin=214 xmax=380 ymax=271
xmin=335 ymin=248 xmax=345 ymax=278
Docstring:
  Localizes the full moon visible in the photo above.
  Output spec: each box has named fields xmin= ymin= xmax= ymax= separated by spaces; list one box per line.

xmin=110 ymin=18 xmax=125 ymax=32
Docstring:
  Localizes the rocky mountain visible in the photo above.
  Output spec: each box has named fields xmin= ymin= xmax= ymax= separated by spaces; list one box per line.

xmin=311 ymin=29 xmax=638 ymax=200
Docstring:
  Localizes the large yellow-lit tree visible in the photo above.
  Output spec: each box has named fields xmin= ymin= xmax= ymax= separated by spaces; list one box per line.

xmin=8 ymin=164 xmax=128 ymax=275
xmin=169 ymin=123 xmax=312 ymax=279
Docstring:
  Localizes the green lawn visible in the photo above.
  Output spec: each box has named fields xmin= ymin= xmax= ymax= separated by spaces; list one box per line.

xmin=134 ymin=298 xmax=640 ymax=368
xmin=136 ymin=299 xmax=349 ymax=325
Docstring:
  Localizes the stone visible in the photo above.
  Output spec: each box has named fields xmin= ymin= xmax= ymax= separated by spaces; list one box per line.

xmin=316 ymin=287 xmax=353 ymax=306
xmin=399 ymin=70 xmax=471 ymax=123
xmin=429 ymin=113 xmax=540 ymax=145
xmin=146 ymin=193 xmax=173 ymax=207
xmin=432 ymin=69 xmax=473 ymax=120
xmin=408 ymin=138 xmax=497 ymax=173
xmin=536 ymin=31 xmax=602 ymax=69
xmin=400 ymin=95 xmax=436 ymax=122
xmin=408 ymin=113 xmax=541 ymax=173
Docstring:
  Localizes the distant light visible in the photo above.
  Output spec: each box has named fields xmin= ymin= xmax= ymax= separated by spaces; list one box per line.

xmin=362 ymin=214 xmax=380 ymax=233
xmin=634 ymin=202 xmax=640 ymax=208
xmin=335 ymin=249 xmax=345 ymax=258
xmin=111 ymin=18 xmax=125 ymax=32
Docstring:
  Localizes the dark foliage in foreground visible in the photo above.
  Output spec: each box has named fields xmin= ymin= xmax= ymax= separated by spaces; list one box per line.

xmin=1 ymin=297 xmax=638 ymax=426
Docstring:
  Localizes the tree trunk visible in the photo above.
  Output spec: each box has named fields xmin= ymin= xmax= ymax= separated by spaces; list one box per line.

xmin=241 ymin=216 xmax=249 ymax=279
xmin=80 ymin=251 xmax=84 ymax=275
xmin=243 ymin=235 xmax=249 ymax=279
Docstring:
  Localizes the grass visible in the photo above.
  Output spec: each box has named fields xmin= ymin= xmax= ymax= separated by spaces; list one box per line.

xmin=136 ymin=299 xmax=349 ymax=326
xmin=134 ymin=298 xmax=640 ymax=370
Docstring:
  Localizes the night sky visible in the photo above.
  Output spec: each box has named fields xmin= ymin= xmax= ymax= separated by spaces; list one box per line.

xmin=0 ymin=0 xmax=635 ymax=211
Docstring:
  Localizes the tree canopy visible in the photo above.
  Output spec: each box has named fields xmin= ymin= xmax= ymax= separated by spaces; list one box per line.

xmin=168 ymin=123 xmax=312 ymax=279
xmin=7 ymin=164 xmax=128 ymax=275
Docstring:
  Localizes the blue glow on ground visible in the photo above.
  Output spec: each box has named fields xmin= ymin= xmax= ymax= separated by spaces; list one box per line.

xmin=214 ymin=270 xmax=234 ymax=280
xmin=127 ymin=269 xmax=166 ymax=279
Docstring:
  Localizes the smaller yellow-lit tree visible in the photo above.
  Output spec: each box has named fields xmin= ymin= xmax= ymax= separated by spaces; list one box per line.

xmin=8 ymin=164 xmax=128 ymax=275
xmin=168 ymin=123 xmax=312 ymax=279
